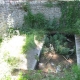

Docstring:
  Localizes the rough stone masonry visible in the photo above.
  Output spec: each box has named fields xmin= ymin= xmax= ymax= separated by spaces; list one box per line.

xmin=0 ymin=0 xmax=61 ymax=36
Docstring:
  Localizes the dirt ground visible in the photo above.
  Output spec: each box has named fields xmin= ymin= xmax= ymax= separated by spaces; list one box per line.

xmin=36 ymin=51 xmax=77 ymax=73
xmin=36 ymin=35 xmax=77 ymax=73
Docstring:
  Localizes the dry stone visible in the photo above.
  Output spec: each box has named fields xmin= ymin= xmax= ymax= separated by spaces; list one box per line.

xmin=0 ymin=0 xmax=61 ymax=37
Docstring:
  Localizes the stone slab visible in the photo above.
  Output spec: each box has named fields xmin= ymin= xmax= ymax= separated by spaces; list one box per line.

xmin=75 ymin=35 xmax=80 ymax=66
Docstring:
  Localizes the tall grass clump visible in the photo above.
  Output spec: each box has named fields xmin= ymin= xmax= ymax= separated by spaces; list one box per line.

xmin=58 ymin=1 xmax=80 ymax=34
xmin=22 ymin=34 xmax=36 ymax=53
xmin=0 ymin=37 xmax=2 ymax=45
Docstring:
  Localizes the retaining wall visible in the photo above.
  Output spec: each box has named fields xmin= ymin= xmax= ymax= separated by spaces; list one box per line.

xmin=0 ymin=0 xmax=61 ymax=36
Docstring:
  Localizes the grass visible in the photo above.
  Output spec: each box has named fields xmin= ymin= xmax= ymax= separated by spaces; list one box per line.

xmin=22 ymin=34 xmax=36 ymax=53
xmin=44 ymin=1 xmax=53 ymax=8
xmin=17 ymin=65 xmax=80 ymax=80
xmin=58 ymin=1 xmax=80 ymax=34
xmin=1 ymin=2 xmax=80 ymax=80
xmin=22 ymin=2 xmax=31 ymax=12
xmin=4 ymin=56 xmax=20 ymax=66
xmin=2 ymin=75 xmax=11 ymax=80
xmin=0 ymin=34 xmax=26 ymax=79
xmin=0 ymin=37 xmax=3 ymax=45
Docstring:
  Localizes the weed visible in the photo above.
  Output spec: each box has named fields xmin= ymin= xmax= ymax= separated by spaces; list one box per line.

xmin=44 ymin=0 xmax=53 ymax=8
xmin=0 ymin=37 xmax=2 ymax=45
xmin=34 ymin=34 xmax=45 ymax=42
xmin=44 ymin=33 xmax=70 ymax=55
xmin=23 ymin=12 xmax=48 ymax=33
xmin=22 ymin=34 xmax=36 ymax=53
xmin=4 ymin=55 xmax=20 ymax=66
xmin=18 ymin=71 xmax=43 ymax=80
xmin=58 ymin=1 xmax=80 ymax=34
xmin=1 ymin=75 xmax=11 ymax=80
xmin=46 ymin=18 xmax=59 ymax=31
xmin=18 ymin=65 xmax=80 ymax=80
xmin=34 ymin=54 xmax=39 ymax=61
xmin=22 ymin=2 xmax=31 ymax=12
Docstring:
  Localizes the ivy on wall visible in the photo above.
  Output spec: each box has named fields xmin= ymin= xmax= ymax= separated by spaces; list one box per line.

xmin=58 ymin=1 xmax=80 ymax=34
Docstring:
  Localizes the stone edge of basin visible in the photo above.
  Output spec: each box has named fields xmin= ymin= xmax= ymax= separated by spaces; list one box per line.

xmin=31 ymin=35 xmax=46 ymax=70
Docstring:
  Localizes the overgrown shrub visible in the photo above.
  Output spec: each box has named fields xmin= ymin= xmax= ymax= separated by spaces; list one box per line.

xmin=22 ymin=2 xmax=59 ymax=33
xmin=44 ymin=33 xmax=70 ymax=55
xmin=44 ymin=0 xmax=53 ymax=8
xmin=23 ymin=12 xmax=48 ymax=32
xmin=18 ymin=65 xmax=80 ymax=80
xmin=58 ymin=1 xmax=80 ymax=34
xmin=44 ymin=36 xmax=50 ymax=47
xmin=18 ymin=71 xmax=43 ymax=80
xmin=22 ymin=2 xmax=31 ymax=12
xmin=56 ymin=45 xmax=70 ymax=55
xmin=22 ymin=2 xmax=80 ymax=34
xmin=46 ymin=18 xmax=59 ymax=31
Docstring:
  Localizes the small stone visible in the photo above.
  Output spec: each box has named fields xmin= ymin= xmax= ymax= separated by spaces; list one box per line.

xmin=39 ymin=63 xmax=45 ymax=69
xmin=51 ymin=62 xmax=54 ymax=66
xmin=56 ymin=65 xmax=61 ymax=73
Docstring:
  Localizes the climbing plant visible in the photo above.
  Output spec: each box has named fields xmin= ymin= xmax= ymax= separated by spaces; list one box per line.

xmin=58 ymin=1 xmax=80 ymax=34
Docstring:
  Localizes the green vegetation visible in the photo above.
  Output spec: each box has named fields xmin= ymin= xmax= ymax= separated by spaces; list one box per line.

xmin=22 ymin=34 xmax=36 ymax=53
xmin=44 ymin=0 xmax=53 ymax=8
xmin=21 ymin=29 xmax=45 ymax=53
xmin=6 ymin=57 xmax=20 ymax=66
xmin=18 ymin=65 xmax=80 ymax=80
xmin=23 ymin=12 xmax=48 ymax=33
xmin=45 ymin=33 xmax=70 ymax=55
xmin=22 ymin=10 xmax=59 ymax=33
xmin=18 ymin=71 xmax=43 ymax=80
xmin=1 ymin=2 xmax=80 ymax=79
xmin=22 ymin=2 xmax=30 ymax=12
xmin=58 ymin=1 xmax=80 ymax=34
xmin=4 ymin=52 xmax=20 ymax=66
xmin=22 ymin=1 xmax=80 ymax=34
xmin=2 ymin=75 xmax=11 ymax=80
xmin=52 ymin=34 xmax=70 ymax=55
xmin=0 ymin=37 xmax=3 ymax=45
xmin=21 ymin=2 xmax=59 ymax=33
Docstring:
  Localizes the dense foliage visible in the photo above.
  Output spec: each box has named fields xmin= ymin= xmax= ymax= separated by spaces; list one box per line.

xmin=45 ymin=33 xmax=71 ymax=55
xmin=22 ymin=1 xmax=80 ymax=34
xmin=18 ymin=65 xmax=80 ymax=80
xmin=58 ymin=1 xmax=80 ymax=34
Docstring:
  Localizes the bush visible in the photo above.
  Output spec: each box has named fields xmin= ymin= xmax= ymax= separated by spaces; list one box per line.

xmin=44 ymin=0 xmax=53 ymax=8
xmin=58 ymin=1 xmax=80 ymax=34
xmin=17 ymin=65 xmax=80 ymax=80
xmin=23 ymin=12 xmax=48 ymax=33
xmin=45 ymin=18 xmax=59 ymax=31
xmin=57 ymin=45 xmax=70 ymax=55
xmin=22 ymin=2 xmax=30 ymax=12
xmin=18 ymin=71 xmax=43 ymax=80
xmin=52 ymin=34 xmax=70 ymax=55
xmin=44 ymin=36 xmax=50 ymax=47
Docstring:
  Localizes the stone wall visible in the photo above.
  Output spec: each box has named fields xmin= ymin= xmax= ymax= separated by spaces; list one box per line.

xmin=0 ymin=1 xmax=61 ymax=36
